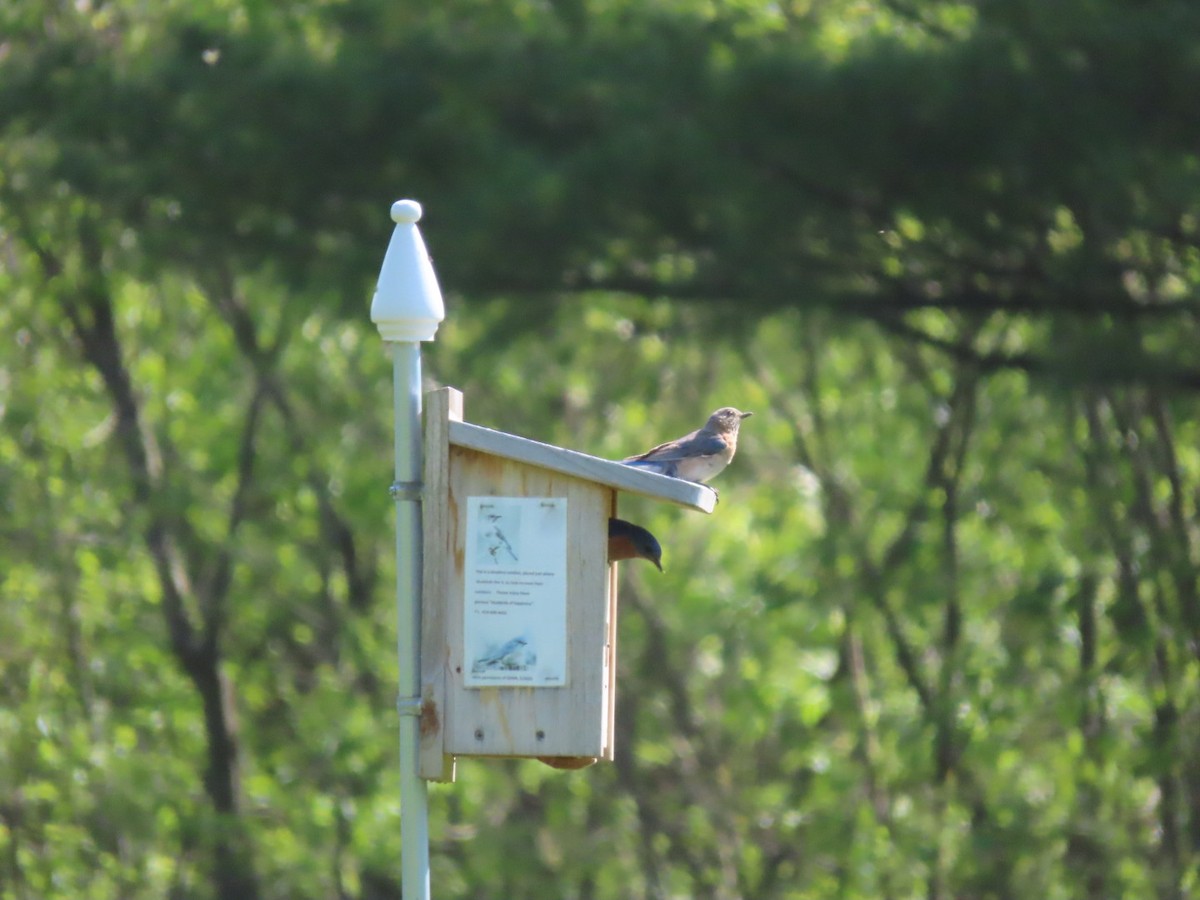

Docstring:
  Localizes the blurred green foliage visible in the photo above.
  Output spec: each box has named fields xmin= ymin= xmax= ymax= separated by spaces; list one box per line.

xmin=2 ymin=0 xmax=1200 ymax=898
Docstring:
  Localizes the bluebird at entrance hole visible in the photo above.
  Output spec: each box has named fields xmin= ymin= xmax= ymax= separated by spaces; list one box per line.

xmin=608 ymin=518 xmax=664 ymax=572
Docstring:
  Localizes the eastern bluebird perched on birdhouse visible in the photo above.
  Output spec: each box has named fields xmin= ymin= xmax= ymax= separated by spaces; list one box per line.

xmin=607 ymin=518 xmax=664 ymax=571
xmin=621 ymin=407 xmax=753 ymax=485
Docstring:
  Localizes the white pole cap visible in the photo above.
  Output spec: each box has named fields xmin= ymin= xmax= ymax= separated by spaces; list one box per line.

xmin=370 ymin=199 xmax=446 ymax=342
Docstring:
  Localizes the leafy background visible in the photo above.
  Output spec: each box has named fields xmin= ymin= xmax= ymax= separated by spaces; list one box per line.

xmin=2 ymin=1 xmax=1200 ymax=897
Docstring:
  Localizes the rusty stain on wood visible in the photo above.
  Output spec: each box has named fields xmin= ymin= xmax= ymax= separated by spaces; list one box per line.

xmin=419 ymin=697 xmax=440 ymax=739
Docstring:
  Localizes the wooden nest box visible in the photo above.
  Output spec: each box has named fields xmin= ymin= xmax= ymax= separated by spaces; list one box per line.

xmin=418 ymin=388 xmax=714 ymax=781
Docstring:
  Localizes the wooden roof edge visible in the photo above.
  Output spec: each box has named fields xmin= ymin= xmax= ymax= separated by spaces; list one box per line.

xmin=447 ymin=420 xmax=715 ymax=514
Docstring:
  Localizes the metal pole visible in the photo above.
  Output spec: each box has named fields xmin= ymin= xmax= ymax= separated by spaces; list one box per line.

xmin=393 ymin=340 xmax=430 ymax=900
xmin=370 ymin=198 xmax=443 ymax=900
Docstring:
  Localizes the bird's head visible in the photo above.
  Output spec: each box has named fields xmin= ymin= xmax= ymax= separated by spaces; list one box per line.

xmin=707 ymin=407 xmax=753 ymax=434
xmin=609 ymin=518 xmax=664 ymax=571
xmin=631 ymin=528 xmax=664 ymax=572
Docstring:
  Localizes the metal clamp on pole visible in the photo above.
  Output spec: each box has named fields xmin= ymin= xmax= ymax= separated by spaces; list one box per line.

xmin=397 ymin=695 xmax=424 ymax=717
xmin=390 ymin=480 xmax=424 ymax=502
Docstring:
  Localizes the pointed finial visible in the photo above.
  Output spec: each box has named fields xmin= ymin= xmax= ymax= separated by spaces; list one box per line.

xmin=370 ymin=199 xmax=446 ymax=342
xmin=391 ymin=199 xmax=422 ymax=224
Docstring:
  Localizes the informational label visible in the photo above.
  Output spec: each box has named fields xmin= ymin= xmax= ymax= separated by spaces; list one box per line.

xmin=463 ymin=497 xmax=568 ymax=688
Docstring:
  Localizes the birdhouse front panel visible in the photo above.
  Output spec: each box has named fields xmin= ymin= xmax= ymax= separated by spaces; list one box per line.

xmin=442 ymin=446 xmax=616 ymax=760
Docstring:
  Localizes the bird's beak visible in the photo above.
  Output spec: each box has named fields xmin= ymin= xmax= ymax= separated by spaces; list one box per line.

xmin=654 ymin=560 xmax=664 ymax=573
xmin=740 ymin=411 xmax=754 ymax=419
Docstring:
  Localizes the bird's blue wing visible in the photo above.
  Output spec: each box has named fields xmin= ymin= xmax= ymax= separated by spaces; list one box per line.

xmin=622 ymin=458 xmax=680 ymax=477
xmin=633 ymin=430 xmax=728 ymax=462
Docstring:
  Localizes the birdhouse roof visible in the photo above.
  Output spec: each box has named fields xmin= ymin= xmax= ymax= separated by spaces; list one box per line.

xmin=449 ymin=421 xmax=716 ymax=513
